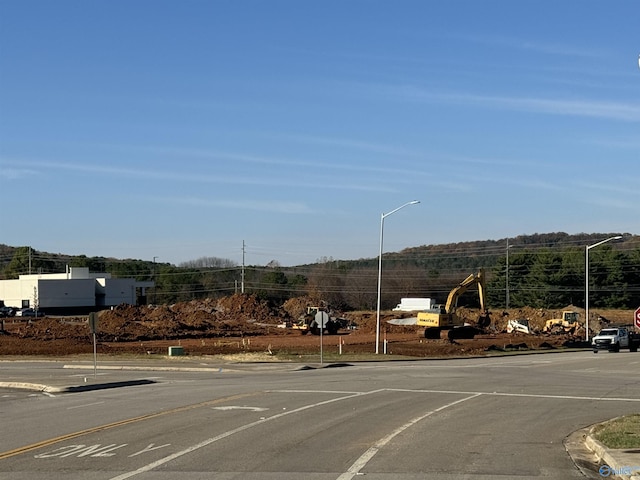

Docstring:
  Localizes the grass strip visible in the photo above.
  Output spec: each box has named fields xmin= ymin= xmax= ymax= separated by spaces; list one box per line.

xmin=593 ymin=414 xmax=640 ymax=449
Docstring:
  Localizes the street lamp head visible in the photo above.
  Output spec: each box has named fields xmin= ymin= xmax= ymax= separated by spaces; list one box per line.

xmin=587 ymin=235 xmax=623 ymax=251
xmin=381 ymin=200 xmax=420 ymax=219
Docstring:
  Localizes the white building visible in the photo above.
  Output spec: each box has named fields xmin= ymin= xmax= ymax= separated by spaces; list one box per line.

xmin=0 ymin=267 xmax=154 ymax=313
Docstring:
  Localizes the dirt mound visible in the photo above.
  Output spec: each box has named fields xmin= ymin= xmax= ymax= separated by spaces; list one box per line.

xmin=282 ymin=296 xmax=321 ymax=319
xmin=10 ymin=317 xmax=88 ymax=341
xmin=0 ymin=296 xmax=635 ymax=357
xmin=94 ymin=293 xmax=289 ymax=341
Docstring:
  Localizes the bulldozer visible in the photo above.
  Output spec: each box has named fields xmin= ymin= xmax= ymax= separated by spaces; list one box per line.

xmin=542 ymin=311 xmax=581 ymax=334
xmin=416 ymin=269 xmax=491 ymax=340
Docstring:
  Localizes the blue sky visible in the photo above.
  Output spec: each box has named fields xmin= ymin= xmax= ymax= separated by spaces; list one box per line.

xmin=1 ymin=1 xmax=638 ymax=267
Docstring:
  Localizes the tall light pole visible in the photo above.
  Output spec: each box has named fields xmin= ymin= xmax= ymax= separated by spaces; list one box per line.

xmin=506 ymin=239 xmax=511 ymax=310
xmin=152 ymin=256 xmax=158 ymax=304
xmin=375 ymin=200 xmax=420 ymax=354
xmin=241 ymin=240 xmax=246 ymax=294
xmin=585 ymin=236 xmax=622 ymax=342
xmin=505 ymin=240 xmax=516 ymax=309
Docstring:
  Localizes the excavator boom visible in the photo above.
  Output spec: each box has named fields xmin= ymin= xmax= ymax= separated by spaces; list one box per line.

xmin=444 ymin=269 xmax=486 ymax=314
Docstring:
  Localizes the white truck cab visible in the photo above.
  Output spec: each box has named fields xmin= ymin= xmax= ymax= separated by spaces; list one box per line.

xmin=393 ymin=298 xmax=434 ymax=312
xmin=592 ymin=327 xmax=639 ymax=353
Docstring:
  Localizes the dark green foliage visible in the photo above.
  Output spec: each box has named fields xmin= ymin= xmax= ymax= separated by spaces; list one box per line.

xmin=254 ymin=270 xmax=289 ymax=304
xmin=1 ymin=233 xmax=638 ymax=311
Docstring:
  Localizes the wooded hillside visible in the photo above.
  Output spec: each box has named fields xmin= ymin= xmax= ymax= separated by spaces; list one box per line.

xmin=2 ymin=232 xmax=639 ymax=311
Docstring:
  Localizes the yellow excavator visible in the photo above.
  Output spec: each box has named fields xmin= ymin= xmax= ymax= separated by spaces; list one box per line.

xmin=417 ymin=269 xmax=491 ymax=339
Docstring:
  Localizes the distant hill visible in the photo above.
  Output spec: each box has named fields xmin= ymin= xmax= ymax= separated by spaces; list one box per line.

xmin=323 ymin=232 xmax=638 ymax=271
xmin=2 ymin=232 xmax=638 ymax=310
xmin=2 ymin=232 xmax=637 ymax=274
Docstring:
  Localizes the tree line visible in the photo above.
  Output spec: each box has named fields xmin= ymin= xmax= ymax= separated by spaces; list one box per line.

xmin=1 ymin=233 xmax=639 ymax=311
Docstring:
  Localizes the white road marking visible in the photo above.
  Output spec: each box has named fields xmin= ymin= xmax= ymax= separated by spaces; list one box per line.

xmin=337 ymin=394 xmax=481 ymax=480
xmin=274 ymin=388 xmax=640 ymax=403
xmin=67 ymin=401 xmax=105 ymax=410
xmin=108 ymin=389 xmax=380 ymax=480
xmin=270 ymin=389 xmax=363 ymax=394
xmin=36 ymin=443 xmax=171 ymax=459
xmin=389 ymin=360 xmax=554 ymax=368
xmin=387 ymin=388 xmax=640 ymax=402
xmin=35 ymin=444 xmax=128 ymax=458
xmin=128 ymin=443 xmax=171 ymax=457
xmin=107 ymin=385 xmax=640 ymax=479
xmin=212 ymin=406 xmax=268 ymax=412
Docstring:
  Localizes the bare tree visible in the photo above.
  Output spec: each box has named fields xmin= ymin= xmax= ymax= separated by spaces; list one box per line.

xmin=179 ymin=257 xmax=237 ymax=269
xmin=343 ymin=267 xmax=377 ymax=310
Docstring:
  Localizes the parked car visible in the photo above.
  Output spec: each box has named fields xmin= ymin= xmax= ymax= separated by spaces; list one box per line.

xmin=15 ymin=308 xmax=45 ymax=317
xmin=0 ymin=306 xmax=16 ymax=317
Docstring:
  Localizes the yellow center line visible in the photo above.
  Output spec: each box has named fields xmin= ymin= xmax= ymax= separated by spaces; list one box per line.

xmin=0 ymin=392 xmax=260 ymax=460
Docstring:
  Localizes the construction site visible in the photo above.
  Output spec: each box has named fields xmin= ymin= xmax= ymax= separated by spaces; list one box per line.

xmin=0 ymin=292 xmax=635 ymax=359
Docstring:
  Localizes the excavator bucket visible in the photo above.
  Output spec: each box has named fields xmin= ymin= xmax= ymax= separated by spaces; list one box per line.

xmin=477 ymin=311 xmax=491 ymax=330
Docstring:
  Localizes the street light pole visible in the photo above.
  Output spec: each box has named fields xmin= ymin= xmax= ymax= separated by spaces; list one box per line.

xmin=152 ymin=256 xmax=158 ymax=304
xmin=375 ymin=200 xmax=420 ymax=354
xmin=506 ymin=239 xmax=510 ymax=310
xmin=585 ymin=236 xmax=622 ymax=342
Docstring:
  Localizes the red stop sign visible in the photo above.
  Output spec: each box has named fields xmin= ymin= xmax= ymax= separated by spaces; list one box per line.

xmin=635 ymin=307 xmax=640 ymax=329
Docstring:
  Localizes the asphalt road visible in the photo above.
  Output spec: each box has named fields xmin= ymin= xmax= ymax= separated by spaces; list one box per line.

xmin=1 ymin=351 xmax=639 ymax=479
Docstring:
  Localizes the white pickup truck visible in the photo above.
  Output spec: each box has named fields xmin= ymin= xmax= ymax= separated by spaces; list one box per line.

xmin=592 ymin=327 xmax=640 ymax=353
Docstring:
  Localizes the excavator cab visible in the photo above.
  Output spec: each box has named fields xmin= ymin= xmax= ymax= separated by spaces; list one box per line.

xmin=417 ymin=270 xmax=491 ymax=339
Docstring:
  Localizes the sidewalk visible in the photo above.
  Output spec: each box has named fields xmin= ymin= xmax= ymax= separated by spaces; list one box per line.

xmin=0 ymin=358 xmax=219 ymax=393
xmin=584 ymin=426 xmax=640 ymax=480
xmin=0 ymin=357 xmax=337 ymax=393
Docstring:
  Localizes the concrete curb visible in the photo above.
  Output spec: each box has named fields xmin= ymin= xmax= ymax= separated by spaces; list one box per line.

xmin=63 ymin=364 xmax=224 ymax=372
xmin=0 ymin=382 xmax=59 ymax=393
xmin=0 ymin=379 xmax=156 ymax=394
xmin=585 ymin=427 xmax=640 ymax=480
xmin=0 ymin=362 xmax=352 ymax=394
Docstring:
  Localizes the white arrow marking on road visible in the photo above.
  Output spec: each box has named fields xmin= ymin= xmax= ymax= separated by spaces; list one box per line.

xmin=109 ymin=390 xmax=376 ymax=480
xmin=212 ymin=406 xmax=268 ymax=412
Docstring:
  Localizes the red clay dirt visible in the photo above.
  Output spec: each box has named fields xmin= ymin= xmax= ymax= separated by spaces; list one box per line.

xmin=0 ymin=294 xmax=634 ymax=358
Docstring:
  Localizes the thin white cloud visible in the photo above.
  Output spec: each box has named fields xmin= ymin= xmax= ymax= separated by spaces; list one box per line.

xmin=472 ymin=167 xmax=639 ymax=198
xmin=586 ymin=137 xmax=640 ymax=150
xmin=153 ymin=196 xmax=313 ymax=214
xmin=55 ymin=142 xmax=436 ymax=179
xmin=521 ymin=40 xmax=609 ymax=59
xmin=138 ymin=145 xmax=409 ymax=174
xmin=0 ymin=158 xmax=397 ymax=193
xmin=0 ymin=167 xmax=39 ymax=179
xmin=574 ymin=179 xmax=640 ymax=197
xmin=470 ymin=171 xmax=565 ymax=192
xmin=256 ymin=132 xmax=421 ymax=157
xmin=584 ymin=196 xmax=636 ymax=210
xmin=391 ymin=87 xmax=640 ymax=122
xmin=440 ymin=31 xmax=609 ymax=59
